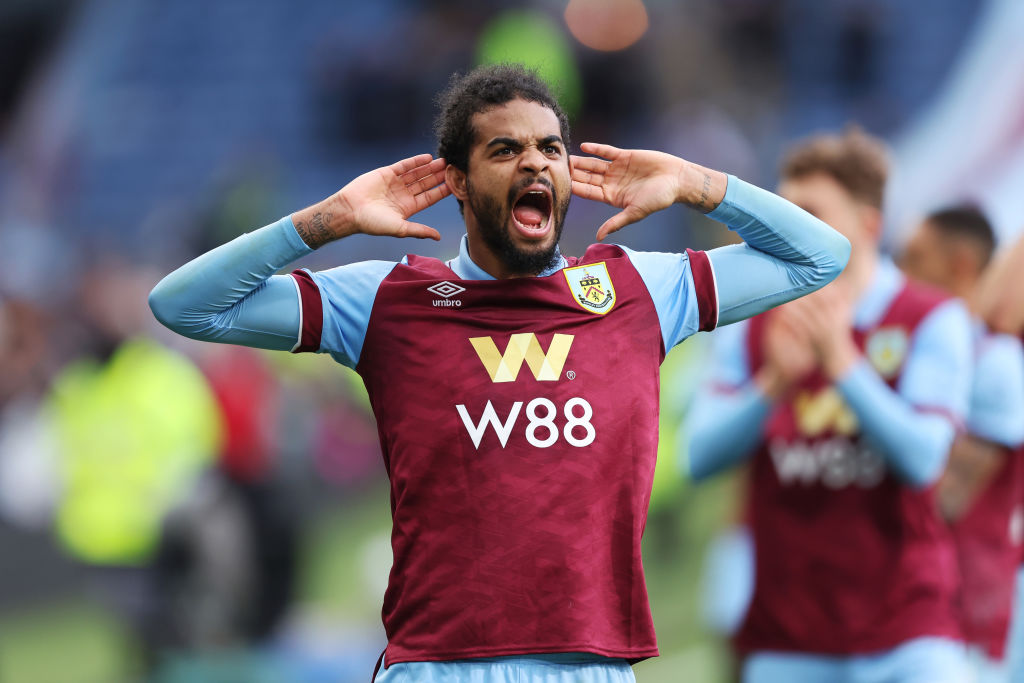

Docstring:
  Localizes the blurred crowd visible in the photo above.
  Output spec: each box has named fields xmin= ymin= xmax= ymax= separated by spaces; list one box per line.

xmin=0 ymin=0 xmax=1020 ymax=681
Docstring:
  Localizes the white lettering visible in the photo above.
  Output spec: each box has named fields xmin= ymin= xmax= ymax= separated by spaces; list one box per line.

xmin=769 ymin=440 xmax=819 ymax=485
xmin=856 ymin=449 xmax=886 ymax=488
xmin=820 ymin=439 xmax=858 ymax=489
xmin=456 ymin=401 xmax=522 ymax=449
xmin=563 ymin=397 xmax=596 ymax=447
xmin=456 ymin=397 xmax=596 ymax=449
xmin=525 ymin=398 xmax=559 ymax=448
xmin=769 ymin=438 xmax=886 ymax=489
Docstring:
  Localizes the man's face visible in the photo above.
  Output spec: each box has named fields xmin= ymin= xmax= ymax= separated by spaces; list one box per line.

xmin=900 ymin=221 xmax=955 ymax=291
xmin=455 ymin=99 xmax=571 ymax=276
xmin=778 ymin=172 xmax=878 ymax=285
xmin=901 ymin=219 xmax=970 ymax=294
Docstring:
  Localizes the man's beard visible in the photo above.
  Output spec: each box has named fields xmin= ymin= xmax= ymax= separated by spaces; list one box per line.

xmin=466 ymin=178 xmax=570 ymax=276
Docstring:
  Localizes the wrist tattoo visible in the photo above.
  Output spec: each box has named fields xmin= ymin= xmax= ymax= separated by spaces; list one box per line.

xmin=295 ymin=211 xmax=334 ymax=249
xmin=698 ymin=173 xmax=712 ymax=211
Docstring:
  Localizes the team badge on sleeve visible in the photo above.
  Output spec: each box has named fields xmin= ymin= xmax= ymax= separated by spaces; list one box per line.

xmin=866 ymin=327 xmax=909 ymax=378
xmin=564 ymin=262 xmax=615 ymax=315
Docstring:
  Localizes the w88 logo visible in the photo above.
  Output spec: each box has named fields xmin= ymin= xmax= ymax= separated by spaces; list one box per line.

xmin=456 ymin=398 xmax=595 ymax=449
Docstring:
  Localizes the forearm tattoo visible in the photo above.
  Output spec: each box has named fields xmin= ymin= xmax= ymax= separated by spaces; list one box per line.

xmin=697 ymin=173 xmax=713 ymax=212
xmin=294 ymin=211 xmax=334 ymax=249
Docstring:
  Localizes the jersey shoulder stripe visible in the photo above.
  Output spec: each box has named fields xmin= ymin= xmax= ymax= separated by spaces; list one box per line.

xmin=290 ymin=269 xmax=323 ymax=353
xmin=686 ymin=248 xmax=718 ymax=332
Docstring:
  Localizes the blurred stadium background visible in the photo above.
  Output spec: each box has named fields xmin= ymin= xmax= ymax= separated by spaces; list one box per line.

xmin=0 ymin=0 xmax=1022 ymax=681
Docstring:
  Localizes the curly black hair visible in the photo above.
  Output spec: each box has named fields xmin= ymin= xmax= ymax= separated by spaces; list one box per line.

xmin=434 ymin=63 xmax=571 ymax=174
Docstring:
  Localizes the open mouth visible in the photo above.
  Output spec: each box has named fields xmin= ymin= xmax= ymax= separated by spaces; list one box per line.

xmin=511 ymin=184 xmax=553 ymax=238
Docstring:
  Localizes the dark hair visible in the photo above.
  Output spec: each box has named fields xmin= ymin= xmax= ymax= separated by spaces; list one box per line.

xmin=434 ymin=63 xmax=571 ymax=174
xmin=780 ymin=127 xmax=889 ymax=209
xmin=926 ymin=205 xmax=996 ymax=269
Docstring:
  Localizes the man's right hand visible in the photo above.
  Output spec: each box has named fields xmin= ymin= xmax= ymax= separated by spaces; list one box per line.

xmin=756 ymin=306 xmax=816 ymax=401
xmin=292 ymin=154 xmax=450 ymax=249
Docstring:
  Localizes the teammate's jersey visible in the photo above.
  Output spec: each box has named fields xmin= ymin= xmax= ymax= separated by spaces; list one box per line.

xmin=736 ymin=280 xmax=962 ymax=655
xmin=291 ymin=243 xmax=717 ymax=664
xmin=951 ymin=327 xmax=1024 ymax=659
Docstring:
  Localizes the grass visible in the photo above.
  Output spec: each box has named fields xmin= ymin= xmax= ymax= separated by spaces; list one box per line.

xmin=0 ymin=600 xmax=139 ymax=683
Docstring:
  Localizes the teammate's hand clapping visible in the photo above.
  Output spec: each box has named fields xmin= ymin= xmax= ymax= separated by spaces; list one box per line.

xmin=758 ymin=308 xmax=817 ymax=400
xmin=570 ymin=143 xmax=728 ymax=241
xmin=783 ymin=285 xmax=858 ymax=379
xmin=292 ymin=154 xmax=449 ymax=248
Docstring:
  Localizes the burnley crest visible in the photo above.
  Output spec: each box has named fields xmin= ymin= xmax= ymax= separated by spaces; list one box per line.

xmin=564 ymin=262 xmax=616 ymax=315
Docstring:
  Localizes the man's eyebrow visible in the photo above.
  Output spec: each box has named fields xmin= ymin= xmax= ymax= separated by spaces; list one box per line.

xmin=487 ymin=137 xmax=522 ymax=148
xmin=485 ymin=135 xmax=564 ymax=148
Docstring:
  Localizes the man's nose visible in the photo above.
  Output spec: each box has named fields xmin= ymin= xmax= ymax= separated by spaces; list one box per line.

xmin=518 ymin=146 xmax=549 ymax=175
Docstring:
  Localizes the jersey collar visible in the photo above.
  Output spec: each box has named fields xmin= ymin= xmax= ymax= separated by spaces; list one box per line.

xmin=446 ymin=234 xmax=568 ymax=281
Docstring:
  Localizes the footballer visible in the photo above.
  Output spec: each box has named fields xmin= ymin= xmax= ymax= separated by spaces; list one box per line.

xmin=150 ymin=64 xmax=849 ymax=682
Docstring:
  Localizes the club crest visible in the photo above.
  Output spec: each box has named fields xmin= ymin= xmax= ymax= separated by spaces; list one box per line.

xmin=865 ymin=327 xmax=909 ymax=378
xmin=564 ymin=262 xmax=615 ymax=315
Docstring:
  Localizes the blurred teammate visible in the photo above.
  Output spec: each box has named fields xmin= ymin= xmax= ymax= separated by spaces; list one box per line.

xmin=901 ymin=206 xmax=1024 ymax=682
xmin=973 ymin=229 xmax=1024 ymax=683
xmin=688 ymin=128 xmax=973 ymax=682
xmin=976 ymin=231 xmax=1024 ymax=338
xmin=149 ymin=64 xmax=849 ymax=682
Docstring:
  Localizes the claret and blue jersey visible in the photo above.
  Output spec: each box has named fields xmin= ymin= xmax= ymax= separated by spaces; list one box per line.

xmin=950 ymin=323 xmax=1024 ymax=664
xmin=687 ymin=257 xmax=982 ymax=682
xmin=342 ymin=241 xmax=673 ymax=662
xmin=690 ymin=259 xmax=974 ymax=488
xmin=148 ymin=175 xmax=849 ymax=675
xmin=288 ymin=233 xmax=720 ymax=367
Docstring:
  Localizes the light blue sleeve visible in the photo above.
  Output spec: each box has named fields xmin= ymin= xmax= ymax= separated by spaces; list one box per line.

xmin=835 ymin=300 xmax=974 ymax=488
xmin=307 ymin=260 xmax=400 ymax=368
xmin=897 ymin=300 xmax=974 ymax=418
xmin=703 ymin=317 xmax=753 ymax=389
xmin=149 ymin=216 xmax=396 ymax=366
xmin=706 ymin=176 xmax=851 ymax=326
xmin=149 ymin=216 xmax=310 ymax=350
xmin=685 ymin=319 xmax=773 ymax=480
xmin=618 ymin=247 xmax=701 ymax=350
xmin=623 ymin=176 xmax=850 ymax=350
xmin=968 ymin=333 xmax=1024 ymax=448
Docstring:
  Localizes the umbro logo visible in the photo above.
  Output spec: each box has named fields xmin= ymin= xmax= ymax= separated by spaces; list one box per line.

xmin=428 ymin=281 xmax=465 ymax=308
xmin=428 ymin=281 xmax=465 ymax=298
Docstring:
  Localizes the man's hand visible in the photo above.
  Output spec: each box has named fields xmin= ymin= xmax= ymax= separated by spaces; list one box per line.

xmin=783 ymin=285 xmax=859 ymax=380
xmin=756 ymin=307 xmax=818 ymax=400
xmin=570 ymin=143 xmax=728 ymax=241
xmin=292 ymin=154 xmax=450 ymax=249
xmin=937 ymin=434 xmax=1007 ymax=521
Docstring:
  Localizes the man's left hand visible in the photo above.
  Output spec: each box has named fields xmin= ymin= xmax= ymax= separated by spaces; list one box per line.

xmin=570 ymin=143 xmax=727 ymax=240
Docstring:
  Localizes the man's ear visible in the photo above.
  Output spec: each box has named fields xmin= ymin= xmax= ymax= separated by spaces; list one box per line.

xmin=950 ymin=241 xmax=982 ymax=282
xmin=858 ymin=204 xmax=883 ymax=242
xmin=446 ymin=164 xmax=468 ymax=203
